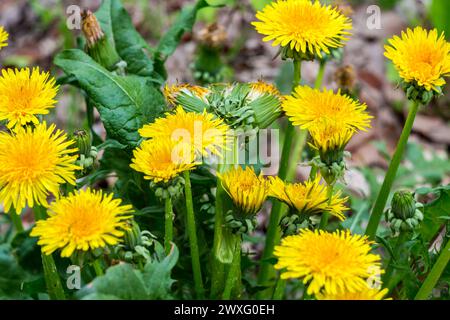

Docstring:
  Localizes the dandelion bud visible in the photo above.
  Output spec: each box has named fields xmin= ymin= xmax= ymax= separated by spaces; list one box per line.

xmin=386 ymin=190 xmax=424 ymax=234
xmin=391 ymin=190 xmax=416 ymax=220
xmin=334 ymin=65 xmax=356 ymax=91
xmin=81 ymin=10 xmax=104 ymax=47
xmin=73 ymin=129 xmax=92 ymax=158
xmin=123 ymin=220 xmax=142 ymax=250
xmin=197 ymin=23 xmax=227 ymax=48
xmin=81 ymin=10 xmax=121 ymax=70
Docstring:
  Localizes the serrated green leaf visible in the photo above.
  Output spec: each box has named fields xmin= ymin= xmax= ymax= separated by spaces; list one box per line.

xmin=420 ymin=185 xmax=450 ymax=242
xmin=54 ymin=49 xmax=164 ymax=148
xmin=142 ymin=244 xmax=179 ymax=299
xmin=96 ymin=0 xmax=154 ymax=78
xmin=82 ymin=263 xmax=148 ymax=300
xmin=80 ymin=245 xmax=179 ymax=300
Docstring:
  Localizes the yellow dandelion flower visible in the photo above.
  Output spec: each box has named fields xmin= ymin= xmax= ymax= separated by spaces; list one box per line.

xmin=283 ymin=86 xmax=372 ymax=131
xmin=274 ymin=229 xmax=382 ymax=295
xmin=316 ymin=287 xmax=390 ymax=300
xmin=139 ymin=106 xmax=229 ymax=158
xmin=30 ymin=188 xmax=133 ymax=258
xmin=252 ymin=0 xmax=352 ymax=58
xmin=385 ymin=27 xmax=450 ymax=92
xmin=163 ymin=83 xmax=210 ymax=106
xmin=269 ymin=175 xmax=347 ymax=220
xmin=0 ymin=122 xmax=79 ymax=213
xmin=0 ymin=26 xmax=8 ymax=49
xmin=309 ymin=119 xmax=355 ymax=155
xmin=0 ymin=67 xmax=59 ymax=129
xmin=130 ymin=138 xmax=197 ymax=184
xmin=218 ymin=166 xmax=269 ymax=216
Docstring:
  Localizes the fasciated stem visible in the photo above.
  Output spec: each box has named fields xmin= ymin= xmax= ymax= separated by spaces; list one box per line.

xmin=309 ymin=61 xmax=327 ymax=180
xmin=184 ymin=170 xmax=205 ymax=299
xmin=365 ymin=101 xmax=421 ymax=240
xmin=34 ymin=206 xmax=66 ymax=300
xmin=222 ymin=237 xmax=241 ymax=300
xmin=319 ymin=184 xmax=334 ymax=229
xmin=256 ymin=59 xmax=302 ymax=299
xmin=211 ymin=178 xmax=227 ymax=298
xmin=164 ymin=196 xmax=174 ymax=256
xmin=415 ymin=238 xmax=450 ymax=300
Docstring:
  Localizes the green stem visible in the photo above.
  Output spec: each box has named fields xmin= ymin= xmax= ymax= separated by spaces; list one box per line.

xmin=9 ymin=209 xmax=24 ymax=233
xmin=319 ymin=184 xmax=334 ymax=229
xmin=34 ymin=206 xmax=66 ymax=300
xmin=309 ymin=61 xmax=327 ymax=180
xmin=365 ymin=101 xmax=421 ymax=240
xmin=92 ymin=259 xmax=104 ymax=277
xmin=314 ymin=60 xmax=326 ymax=89
xmin=286 ymin=129 xmax=308 ymax=181
xmin=415 ymin=239 xmax=450 ymax=300
xmin=292 ymin=59 xmax=302 ymax=91
xmin=272 ymin=275 xmax=286 ymax=300
xmin=184 ymin=170 xmax=205 ymax=299
xmin=164 ymin=196 xmax=174 ymax=256
xmin=256 ymin=59 xmax=302 ymax=299
xmin=222 ymin=238 xmax=241 ymax=300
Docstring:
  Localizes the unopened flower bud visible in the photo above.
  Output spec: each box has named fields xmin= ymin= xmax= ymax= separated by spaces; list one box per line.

xmin=197 ymin=23 xmax=227 ymax=48
xmin=73 ymin=129 xmax=92 ymax=158
xmin=123 ymin=220 xmax=142 ymax=250
xmin=334 ymin=65 xmax=356 ymax=90
xmin=81 ymin=10 xmax=121 ymax=71
xmin=386 ymin=190 xmax=424 ymax=234
xmin=391 ymin=190 xmax=416 ymax=220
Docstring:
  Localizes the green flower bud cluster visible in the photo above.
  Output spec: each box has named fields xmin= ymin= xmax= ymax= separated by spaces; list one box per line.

xmin=281 ymin=46 xmax=315 ymax=61
xmin=385 ymin=190 xmax=424 ymax=234
xmin=279 ymin=210 xmax=310 ymax=237
xmin=311 ymin=152 xmax=349 ymax=185
xmin=402 ymin=80 xmax=443 ymax=105
xmin=123 ymin=220 xmax=142 ymax=250
xmin=72 ymin=130 xmax=98 ymax=175
xmin=151 ymin=176 xmax=186 ymax=201
xmin=280 ymin=44 xmax=343 ymax=62
xmin=209 ymin=85 xmax=256 ymax=130
xmin=224 ymin=210 xmax=257 ymax=235
xmin=115 ymin=229 xmax=158 ymax=265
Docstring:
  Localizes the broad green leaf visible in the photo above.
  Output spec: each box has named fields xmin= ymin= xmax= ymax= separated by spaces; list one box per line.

xmin=81 ymin=245 xmax=179 ymax=300
xmin=0 ymin=244 xmax=31 ymax=299
xmin=420 ymin=185 xmax=450 ymax=242
xmin=96 ymin=0 xmax=154 ymax=77
xmin=54 ymin=49 xmax=164 ymax=147
xmin=154 ymin=0 xmax=211 ymax=78
xmin=429 ymin=0 xmax=450 ymax=39
xmin=83 ymin=263 xmax=149 ymax=300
